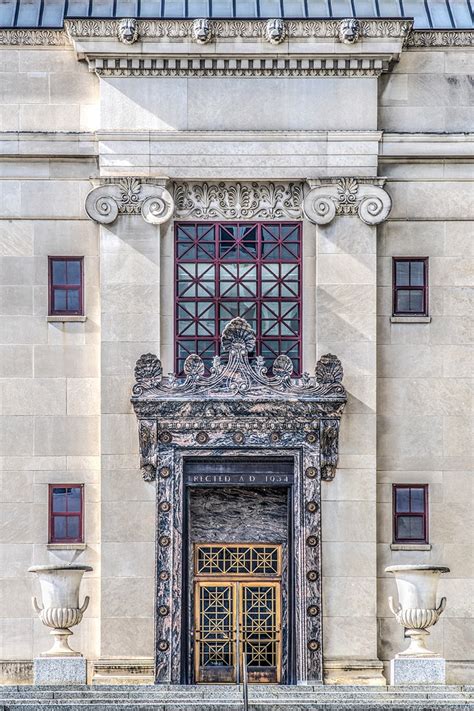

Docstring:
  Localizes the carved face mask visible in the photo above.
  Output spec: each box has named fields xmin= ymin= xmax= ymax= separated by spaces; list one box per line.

xmin=265 ymin=18 xmax=286 ymax=44
xmin=118 ymin=18 xmax=139 ymax=44
xmin=192 ymin=18 xmax=212 ymax=44
xmin=338 ymin=18 xmax=361 ymax=44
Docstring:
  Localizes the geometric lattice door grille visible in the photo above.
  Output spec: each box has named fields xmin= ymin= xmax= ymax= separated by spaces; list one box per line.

xmin=175 ymin=222 xmax=301 ymax=375
xmin=194 ymin=544 xmax=281 ymax=684
xmin=195 ymin=544 xmax=281 ymax=577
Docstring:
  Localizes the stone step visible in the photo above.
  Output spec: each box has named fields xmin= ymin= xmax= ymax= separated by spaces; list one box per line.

xmin=1 ymin=704 xmax=473 ymax=711
xmin=1 ymin=684 xmax=473 ymax=711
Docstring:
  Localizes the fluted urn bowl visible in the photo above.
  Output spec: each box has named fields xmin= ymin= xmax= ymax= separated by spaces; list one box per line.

xmin=385 ymin=564 xmax=449 ymax=657
xmin=29 ymin=564 xmax=92 ymax=657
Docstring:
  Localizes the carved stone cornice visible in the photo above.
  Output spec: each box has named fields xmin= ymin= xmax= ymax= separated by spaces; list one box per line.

xmin=66 ymin=17 xmax=410 ymax=77
xmin=85 ymin=177 xmax=174 ymax=225
xmin=173 ymin=181 xmax=304 ymax=220
xmin=131 ymin=317 xmax=347 ymax=482
xmin=303 ymin=177 xmax=391 ymax=226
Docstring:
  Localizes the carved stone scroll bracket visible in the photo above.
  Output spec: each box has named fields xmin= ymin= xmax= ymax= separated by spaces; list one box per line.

xmin=138 ymin=419 xmax=158 ymax=482
xmin=85 ymin=177 xmax=174 ymax=225
xmin=303 ymin=177 xmax=392 ymax=226
xmin=319 ymin=418 xmax=341 ymax=481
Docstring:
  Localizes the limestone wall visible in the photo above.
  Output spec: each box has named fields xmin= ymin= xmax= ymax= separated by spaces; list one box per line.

xmin=379 ymin=48 xmax=473 ymax=132
xmin=0 ymin=47 xmax=98 ymax=132
xmin=377 ymin=166 xmax=474 ymax=683
xmin=0 ymin=35 xmax=472 ymax=685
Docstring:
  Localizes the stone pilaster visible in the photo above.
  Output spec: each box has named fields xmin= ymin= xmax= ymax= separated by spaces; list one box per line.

xmin=307 ymin=177 xmax=391 ymax=685
xmin=85 ymin=177 xmax=174 ymax=662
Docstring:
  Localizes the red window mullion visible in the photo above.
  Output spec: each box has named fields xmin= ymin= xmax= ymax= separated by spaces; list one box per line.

xmin=175 ymin=221 xmax=301 ymax=375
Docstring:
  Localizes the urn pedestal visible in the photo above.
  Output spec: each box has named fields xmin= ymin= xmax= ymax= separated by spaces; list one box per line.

xmin=29 ymin=564 xmax=92 ymax=685
xmin=385 ymin=564 xmax=449 ymax=685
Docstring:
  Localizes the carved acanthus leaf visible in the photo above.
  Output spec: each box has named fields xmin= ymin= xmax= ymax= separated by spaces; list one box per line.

xmin=134 ymin=353 xmax=163 ymax=395
xmin=138 ymin=419 xmax=158 ymax=481
xmin=320 ymin=419 xmax=340 ymax=481
xmin=315 ymin=355 xmax=344 ymax=385
xmin=173 ymin=182 xmax=304 ymax=220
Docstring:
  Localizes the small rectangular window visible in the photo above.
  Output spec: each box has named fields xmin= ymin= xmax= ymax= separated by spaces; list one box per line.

xmin=392 ymin=257 xmax=428 ymax=316
xmin=48 ymin=257 xmax=84 ymax=315
xmin=393 ymin=484 xmax=428 ymax=543
xmin=49 ymin=485 xmax=84 ymax=543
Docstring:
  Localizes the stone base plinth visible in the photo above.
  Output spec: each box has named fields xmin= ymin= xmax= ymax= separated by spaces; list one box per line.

xmin=33 ymin=657 xmax=87 ymax=685
xmin=390 ymin=656 xmax=446 ymax=685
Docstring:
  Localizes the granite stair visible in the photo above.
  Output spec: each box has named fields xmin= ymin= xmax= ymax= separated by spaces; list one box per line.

xmin=0 ymin=684 xmax=473 ymax=710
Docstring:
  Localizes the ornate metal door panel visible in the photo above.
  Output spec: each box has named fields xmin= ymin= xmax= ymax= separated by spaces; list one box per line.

xmin=194 ymin=544 xmax=281 ymax=684
xmin=195 ymin=582 xmax=236 ymax=683
xmin=240 ymin=582 xmax=281 ymax=683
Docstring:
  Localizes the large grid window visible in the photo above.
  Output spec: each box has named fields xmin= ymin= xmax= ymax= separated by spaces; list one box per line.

xmin=48 ymin=257 xmax=84 ymax=316
xmin=49 ymin=485 xmax=84 ymax=543
xmin=393 ymin=484 xmax=429 ymax=544
xmin=392 ymin=257 xmax=428 ymax=316
xmin=175 ymin=222 xmax=301 ymax=375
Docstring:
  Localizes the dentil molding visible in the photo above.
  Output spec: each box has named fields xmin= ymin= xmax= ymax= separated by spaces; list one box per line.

xmin=85 ymin=177 xmax=174 ymax=225
xmin=303 ymin=177 xmax=391 ymax=226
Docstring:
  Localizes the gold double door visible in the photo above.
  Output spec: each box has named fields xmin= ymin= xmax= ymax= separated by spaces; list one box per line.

xmin=193 ymin=544 xmax=282 ymax=684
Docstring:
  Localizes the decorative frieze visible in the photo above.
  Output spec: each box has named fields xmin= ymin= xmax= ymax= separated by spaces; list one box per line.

xmin=1 ymin=23 xmax=470 ymax=48
xmin=65 ymin=18 xmax=411 ymax=40
xmin=406 ymin=30 xmax=474 ymax=47
xmin=173 ymin=181 xmax=304 ymax=220
xmin=303 ymin=177 xmax=392 ymax=226
xmin=85 ymin=177 xmax=174 ymax=225
xmin=0 ymin=29 xmax=68 ymax=45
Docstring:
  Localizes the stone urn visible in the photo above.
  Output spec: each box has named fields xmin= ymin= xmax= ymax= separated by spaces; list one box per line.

xmin=385 ymin=564 xmax=449 ymax=657
xmin=29 ymin=565 xmax=92 ymax=657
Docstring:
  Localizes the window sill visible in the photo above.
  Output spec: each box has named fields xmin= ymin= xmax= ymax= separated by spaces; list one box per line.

xmin=47 ymin=315 xmax=87 ymax=323
xmin=47 ymin=543 xmax=87 ymax=551
xmin=390 ymin=316 xmax=431 ymax=324
xmin=390 ymin=543 xmax=432 ymax=551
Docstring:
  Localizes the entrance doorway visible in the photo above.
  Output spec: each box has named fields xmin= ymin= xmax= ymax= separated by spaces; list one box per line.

xmin=194 ymin=544 xmax=282 ymax=684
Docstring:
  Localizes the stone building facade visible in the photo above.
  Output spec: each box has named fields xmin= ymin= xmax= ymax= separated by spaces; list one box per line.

xmin=0 ymin=0 xmax=472 ymax=688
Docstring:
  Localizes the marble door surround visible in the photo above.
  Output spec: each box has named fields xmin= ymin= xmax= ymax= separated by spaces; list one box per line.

xmin=130 ymin=317 xmax=347 ymax=683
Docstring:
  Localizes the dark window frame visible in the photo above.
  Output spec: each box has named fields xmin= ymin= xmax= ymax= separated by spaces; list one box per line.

xmin=392 ymin=257 xmax=429 ymax=316
xmin=174 ymin=221 xmax=302 ymax=376
xmin=48 ymin=256 xmax=84 ymax=316
xmin=392 ymin=484 xmax=429 ymax=544
xmin=48 ymin=484 xmax=84 ymax=544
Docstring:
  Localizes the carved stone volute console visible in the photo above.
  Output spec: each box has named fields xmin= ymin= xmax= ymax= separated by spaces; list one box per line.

xmin=303 ymin=177 xmax=392 ymax=226
xmin=131 ymin=318 xmax=346 ymax=684
xmin=85 ymin=177 xmax=174 ymax=225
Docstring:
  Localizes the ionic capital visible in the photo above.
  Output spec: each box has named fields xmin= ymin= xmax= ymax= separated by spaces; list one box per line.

xmin=303 ymin=177 xmax=391 ymax=226
xmin=85 ymin=177 xmax=174 ymax=225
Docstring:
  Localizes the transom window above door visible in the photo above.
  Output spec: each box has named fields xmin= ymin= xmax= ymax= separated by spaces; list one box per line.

xmin=175 ymin=222 xmax=302 ymax=375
